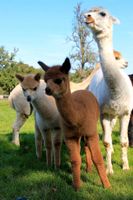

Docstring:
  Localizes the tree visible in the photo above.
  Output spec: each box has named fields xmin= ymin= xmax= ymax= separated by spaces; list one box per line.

xmin=0 ymin=46 xmax=42 ymax=94
xmin=67 ymin=3 xmax=98 ymax=76
xmin=0 ymin=46 xmax=18 ymax=69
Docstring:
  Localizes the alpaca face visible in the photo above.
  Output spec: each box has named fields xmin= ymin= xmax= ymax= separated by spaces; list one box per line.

xmin=16 ymin=73 xmax=41 ymax=102
xmin=38 ymin=58 xmax=71 ymax=99
xmin=84 ymin=7 xmax=120 ymax=38
xmin=114 ymin=51 xmax=128 ymax=69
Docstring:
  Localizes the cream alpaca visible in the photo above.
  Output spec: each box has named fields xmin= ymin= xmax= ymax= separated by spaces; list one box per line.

xmin=84 ymin=7 xmax=133 ymax=174
xmin=16 ymin=74 xmax=62 ymax=168
xmin=8 ymin=84 xmax=32 ymax=146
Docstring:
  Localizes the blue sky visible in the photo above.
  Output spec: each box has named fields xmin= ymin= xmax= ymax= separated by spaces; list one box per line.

xmin=0 ymin=0 xmax=133 ymax=74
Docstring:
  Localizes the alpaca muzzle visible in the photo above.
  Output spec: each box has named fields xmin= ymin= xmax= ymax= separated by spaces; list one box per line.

xmin=27 ymin=95 xmax=31 ymax=102
xmin=84 ymin=13 xmax=95 ymax=25
xmin=45 ymin=87 xmax=52 ymax=95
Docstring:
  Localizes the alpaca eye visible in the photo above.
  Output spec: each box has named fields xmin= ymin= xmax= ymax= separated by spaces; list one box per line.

xmin=99 ymin=12 xmax=106 ymax=17
xmin=54 ymin=79 xmax=62 ymax=85
xmin=33 ymin=87 xmax=37 ymax=91
xmin=115 ymin=57 xmax=119 ymax=60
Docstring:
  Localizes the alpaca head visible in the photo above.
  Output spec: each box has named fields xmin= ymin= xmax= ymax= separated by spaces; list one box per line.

xmin=84 ymin=7 xmax=120 ymax=39
xmin=16 ymin=73 xmax=41 ymax=102
xmin=114 ymin=50 xmax=128 ymax=68
xmin=38 ymin=58 xmax=71 ymax=98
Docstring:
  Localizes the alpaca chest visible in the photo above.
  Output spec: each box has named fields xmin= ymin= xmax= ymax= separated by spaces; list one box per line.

xmin=102 ymin=99 xmax=131 ymax=116
xmin=62 ymin=119 xmax=97 ymax=138
xmin=35 ymin=111 xmax=60 ymax=131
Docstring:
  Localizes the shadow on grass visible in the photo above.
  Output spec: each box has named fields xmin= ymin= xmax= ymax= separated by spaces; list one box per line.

xmin=0 ymin=132 xmax=133 ymax=200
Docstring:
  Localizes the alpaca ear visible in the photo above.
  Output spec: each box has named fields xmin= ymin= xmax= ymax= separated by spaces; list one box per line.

xmin=111 ymin=16 xmax=120 ymax=24
xmin=60 ymin=57 xmax=71 ymax=74
xmin=38 ymin=61 xmax=49 ymax=72
xmin=34 ymin=73 xmax=41 ymax=81
xmin=16 ymin=74 xmax=24 ymax=82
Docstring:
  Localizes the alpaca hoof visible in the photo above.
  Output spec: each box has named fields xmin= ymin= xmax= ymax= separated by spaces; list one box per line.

xmin=86 ymin=167 xmax=92 ymax=173
xmin=12 ymin=140 xmax=20 ymax=146
xmin=122 ymin=165 xmax=129 ymax=171
xmin=106 ymin=168 xmax=114 ymax=175
xmin=36 ymin=154 xmax=42 ymax=160
xmin=72 ymin=181 xmax=82 ymax=191
xmin=104 ymin=184 xmax=112 ymax=189
xmin=103 ymin=180 xmax=111 ymax=189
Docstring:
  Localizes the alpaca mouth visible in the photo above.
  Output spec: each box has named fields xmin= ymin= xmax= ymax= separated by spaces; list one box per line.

xmin=85 ymin=21 xmax=94 ymax=25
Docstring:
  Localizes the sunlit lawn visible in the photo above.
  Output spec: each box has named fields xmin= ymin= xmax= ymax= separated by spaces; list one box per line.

xmin=0 ymin=100 xmax=133 ymax=200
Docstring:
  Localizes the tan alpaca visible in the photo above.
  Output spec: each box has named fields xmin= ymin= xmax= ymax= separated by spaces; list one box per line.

xmin=16 ymin=74 xmax=62 ymax=168
xmin=38 ymin=58 xmax=111 ymax=190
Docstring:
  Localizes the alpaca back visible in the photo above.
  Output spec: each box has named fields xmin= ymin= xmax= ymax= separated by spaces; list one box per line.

xmin=8 ymin=84 xmax=31 ymax=116
xmin=72 ymin=90 xmax=99 ymax=122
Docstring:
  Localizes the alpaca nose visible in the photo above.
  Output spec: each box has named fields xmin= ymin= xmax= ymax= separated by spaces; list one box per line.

xmin=45 ymin=87 xmax=52 ymax=95
xmin=27 ymin=95 xmax=31 ymax=102
xmin=87 ymin=14 xmax=91 ymax=18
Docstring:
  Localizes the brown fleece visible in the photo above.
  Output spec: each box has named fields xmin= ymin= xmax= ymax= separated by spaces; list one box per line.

xmin=128 ymin=74 xmax=133 ymax=147
xmin=38 ymin=58 xmax=111 ymax=190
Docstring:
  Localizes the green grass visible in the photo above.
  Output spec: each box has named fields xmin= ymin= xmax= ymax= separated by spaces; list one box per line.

xmin=0 ymin=100 xmax=133 ymax=200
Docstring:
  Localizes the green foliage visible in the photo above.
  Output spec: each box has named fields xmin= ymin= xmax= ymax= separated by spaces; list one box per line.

xmin=70 ymin=68 xmax=93 ymax=83
xmin=0 ymin=100 xmax=133 ymax=200
xmin=0 ymin=46 xmax=43 ymax=94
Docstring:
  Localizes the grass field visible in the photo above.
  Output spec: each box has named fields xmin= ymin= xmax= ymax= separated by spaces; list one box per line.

xmin=0 ymin=100 xmax=133 ymax=200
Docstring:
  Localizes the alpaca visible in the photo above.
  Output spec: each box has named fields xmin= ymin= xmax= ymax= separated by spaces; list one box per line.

xmin=70 ymin=63 xmax=99 ymax=92
xmin=38 ymin=57 xmax=111 ymax=190
xmin=16 ymin=74 xmax=62 ymax=168
xmin=128 ymin=74 xmax=133 ymax=147
xmin=8 ymin=84 xmax=33 ymax=146
xmin=84 ymin=7 xmax=133 ymax=174
xmin=9 ymin=67 xmax=99 ymax=146
xmin=89 ymin=50 xmax=128 ymax=108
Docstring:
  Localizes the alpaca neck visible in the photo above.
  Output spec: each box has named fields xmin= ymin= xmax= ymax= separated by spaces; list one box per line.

xmin=95 ymin=33 xmax=123 ymax=93
xmin=32 ymin=86 xmax=57 ymax=119
xmin=55 ymin=90 xmax=78 ymax=127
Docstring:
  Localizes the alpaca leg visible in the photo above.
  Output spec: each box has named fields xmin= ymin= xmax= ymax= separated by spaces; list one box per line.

xmin=65 ymin=137 xmax=81 ymax=190
xmin=12 ymin=112 xmax=27 ymax=146
xmin=52 ymin=128 xmax=62 ymax=168
xmin=84 ymin=144 xmax=93 ymax=172
xmin=35 ymin=121 xmax=43 ymax=159
xmin=87 ymin=134 xmax=111 ymax=188
xmin=43 ymin=129 xmax=52 ymax=166
xmin=110 ymin=117 xmax=117 ymax=153
xmin=119 ymin=114 xmax=130 ymax=170
xmin=101 ymin=116 xmax=113 ymax=174
xmin=128 ymin=111 xmax=133 ymax=147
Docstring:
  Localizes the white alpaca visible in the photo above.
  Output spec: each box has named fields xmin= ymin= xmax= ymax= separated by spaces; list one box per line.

xmin=84 ymin=7 xmax=133 ymax=174
xmin=89 ymin=51 xmax=128 ymax=107
xmin=9 ymin=84 xmax=33 ymax=146
xmin=9 ymin=67 xmax=99 ymax=146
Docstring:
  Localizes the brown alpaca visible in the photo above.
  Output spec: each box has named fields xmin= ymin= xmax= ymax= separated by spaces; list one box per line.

xmin=38 ymin=58 xmax=111 ymax=190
